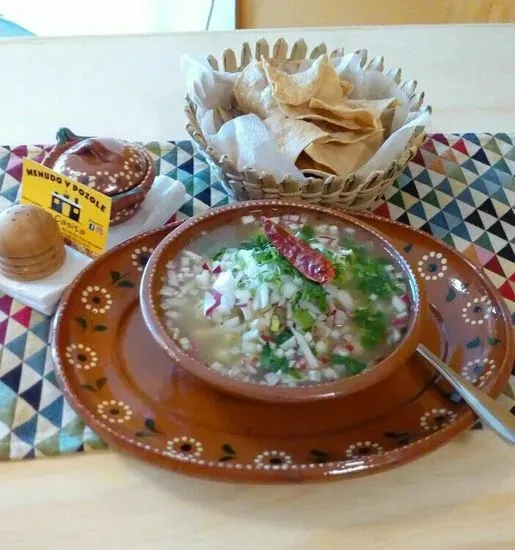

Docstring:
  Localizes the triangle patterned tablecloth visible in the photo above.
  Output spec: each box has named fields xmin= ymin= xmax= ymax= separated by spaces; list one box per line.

xmin=0 ymin=133 xmax=513 ymax=460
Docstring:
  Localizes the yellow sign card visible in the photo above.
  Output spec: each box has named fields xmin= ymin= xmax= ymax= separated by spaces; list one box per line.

xmin=20 ymin=158 xmax=112 ymax=258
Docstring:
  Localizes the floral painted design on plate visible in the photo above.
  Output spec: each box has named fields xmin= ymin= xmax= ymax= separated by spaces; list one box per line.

xmin=51 ymin=215 xmax=514 ymax=482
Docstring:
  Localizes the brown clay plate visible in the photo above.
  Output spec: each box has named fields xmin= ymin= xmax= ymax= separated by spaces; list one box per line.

xmin=51 ymin=213 xmax=514 ymax=483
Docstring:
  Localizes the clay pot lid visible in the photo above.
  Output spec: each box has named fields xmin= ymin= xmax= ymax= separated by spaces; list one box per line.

xmin=51 ymin=136 xmax=150 ymax=196
xmin=0 ymin=204 xmax=63 ymax=259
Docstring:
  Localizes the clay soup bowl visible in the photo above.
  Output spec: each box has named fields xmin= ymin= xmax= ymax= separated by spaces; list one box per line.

xmin=140 ymin=201 xmax=425 ymax=403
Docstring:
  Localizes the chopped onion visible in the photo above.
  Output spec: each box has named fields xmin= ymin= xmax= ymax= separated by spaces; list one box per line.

xmin=392 ymin=295 xmax=407 ymax=313
xmin=292 ymin=328 xmax=318 ymax=369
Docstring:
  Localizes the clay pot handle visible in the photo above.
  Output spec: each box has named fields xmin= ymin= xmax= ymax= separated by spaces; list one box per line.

xmin=73 ymin=139 xmax=124 ymax=164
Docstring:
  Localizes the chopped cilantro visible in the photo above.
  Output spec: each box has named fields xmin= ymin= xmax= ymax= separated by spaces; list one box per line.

xmin=330 ymin=240 xmax=401 ymax=298
xmin=275 ymin=327 xmax=293 ymax=346
xmin=260 ymin=342 xmax=290 ymax=373
xmin=293 ymin=307 xmax=314 ymax=331
xmin=352 ymin=307 xmax=387 ymax=349
xmin=213 ymin=247 xmax=227 ymax=261
xmin=294 ymin=279 xmax=328 ymax=314
xmin=331 ymin=354 xmax=367 ymax=375
xmin=299 ymin=224 xmax=315 ymax=241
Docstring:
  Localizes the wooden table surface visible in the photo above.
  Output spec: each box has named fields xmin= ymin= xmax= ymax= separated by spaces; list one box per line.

xmin=0 ymin=24 xmax=514 ymax=549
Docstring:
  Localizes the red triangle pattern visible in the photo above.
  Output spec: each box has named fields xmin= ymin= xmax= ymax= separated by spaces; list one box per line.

xmin=10 ymin=146 xmax=28 ymax=158
xmin=499 ymin=281 xmax=515 ymax=303
xmin=451 ymin=138 xmax=469 ymax=155
xmin=483 ymin=255 xmax=505 ymax=277
xmin=6 ymin=162 xmax=23 ymax=182
xmin=0 ymin=295 xmax=13 ymax=315
xmin=373 ymin=202 xmax=390 ymax=218
xmin=431 ymin=133 xmax=450 ymax=145
xmin=0 ymin=318 xmax=7 ymax=343
xmin=12 ymin=306 xmax=32 ymax=328
xmin=421 ymin=139 xmax=438 ymax=156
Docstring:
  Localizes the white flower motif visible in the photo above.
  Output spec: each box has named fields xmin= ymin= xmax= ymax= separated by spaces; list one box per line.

xmin=131 ymin=246 xmax=154 ymax=271
xmin=461 ymin=296 xmax=492 ymax=325
xmin=420 ymin=408 xmax=457 ymax=431
xmin=417 ymin=251 xmax=448 ymax=281
xmin=462 ymin=358 xmax=496 ymax=384
xmin=65 ymin=344 xmax=98 ymax=370
xmin=253 ymin=450 xmax=293 ymax=470
xmin=166 ymin=436 xmax=203 ymax=458
xmin=80 ymin=285 xmax=113 ymax=314
xmin=96 ymin=400 xmax=133 ymax=424
xmin=345 ymin=441 xmax=384 ymax=459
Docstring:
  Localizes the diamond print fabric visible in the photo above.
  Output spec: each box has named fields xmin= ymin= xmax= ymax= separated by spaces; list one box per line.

xmin=0 ymin=134 xmax=513 ymax=460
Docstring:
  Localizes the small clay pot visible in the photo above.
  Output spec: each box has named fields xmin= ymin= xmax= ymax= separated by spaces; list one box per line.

xmin=0 ymin=204 xmax=65 ymax=281
xmin=140 ymin=200 xmax=426 ymax=403
xmin=43 ymin=128 xmax=155 ymax=226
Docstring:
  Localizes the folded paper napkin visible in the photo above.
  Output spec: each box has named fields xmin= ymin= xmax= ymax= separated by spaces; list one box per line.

xmin=0 ymin=175 xmax=186 ymax=315
xmin=181 ymin=52 xmax=430 ymax=182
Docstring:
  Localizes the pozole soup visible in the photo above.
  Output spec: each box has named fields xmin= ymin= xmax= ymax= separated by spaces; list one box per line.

xmin=159 ymin=212 xmax=411 ymax=387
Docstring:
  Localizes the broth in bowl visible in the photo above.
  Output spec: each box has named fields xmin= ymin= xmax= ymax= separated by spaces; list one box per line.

xmin=158 ymin=212 xmax=410 ymax=387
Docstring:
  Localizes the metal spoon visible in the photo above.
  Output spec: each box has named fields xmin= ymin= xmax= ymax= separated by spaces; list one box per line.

xmin=417 ymin=344 xmax=515 ymax=445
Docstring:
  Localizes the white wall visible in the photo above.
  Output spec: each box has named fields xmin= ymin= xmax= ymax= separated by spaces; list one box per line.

xmin=1 ymin=0 xmax=235 ymax=34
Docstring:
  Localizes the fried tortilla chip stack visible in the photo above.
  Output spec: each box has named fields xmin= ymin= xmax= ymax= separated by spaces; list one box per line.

xmin=234 ymin=54 xmax=399 ymax=178
xmin=0 ymin=204 xmax=66 ymax=281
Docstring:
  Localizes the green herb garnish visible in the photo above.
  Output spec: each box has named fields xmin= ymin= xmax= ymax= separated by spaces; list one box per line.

xmin=331 ymin=354 xmax=367 ymax=375
xmin=260 ymin=342 xmax=289 ymax=373
xmin=275 ymin=327 xmax=293 ymax=346
xmin=213 ymin=247 xmax=227 ymax=261
xmin=293 ymin=307 xmax=314 ymax=331
xmin=352 ymin=306 xmax=387 ymax=349
xmin=294 ymin=279 xmax=328 ymax=314
xmin=299 ymin=224 xmax=315 ymax=241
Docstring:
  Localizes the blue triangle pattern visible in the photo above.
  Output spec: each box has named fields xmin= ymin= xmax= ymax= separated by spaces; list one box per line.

xmin=178 ymin=158 xmax=194 ymax=175
xmin=30 ymin=319 xmax=51 ymax=344
xmin=415 ymin=169 xmax=433 ymax=187
xmin=1 ymin=185 xmax=18 ymax=202
xmin=428 ymin=223 xmax=449 ymax=239
xmin=39 ymin=396 xmax=64 ymax=427
xmin=443 ymin=200 xmax=462 ymax=219
xmin=456 ymin=187 xmax=476 ymax=207
xmin=5 ymin=332 xmax=28 ymax=359
xmin=24 ymin=346 xmax=47 ymax=376
xmin=0 ymin=364 xmax=22 ymax=393
xmin=451 ymin=222 xmax=471 ymax=241
xmin=472 ymin=149 xmax=490 ymax=165
xmin=429 ymin=211 xmax=450 ymax=231
xmin=12 ymin=414 xmax=38 ymax=445
xmin=463 ymin=133 xmax=482 ymax=146
xmin=461 ymin=158 xmax=479 ymax=174
xmin=470 ymin=178 xmax=490 ymax=196
xmin=19 ymin=380 xmax=43 ymax=410
xmin=436 ymin=177 xmax=454 ymax=197
xmin=407 ymin=201 xmax=426 ymax=219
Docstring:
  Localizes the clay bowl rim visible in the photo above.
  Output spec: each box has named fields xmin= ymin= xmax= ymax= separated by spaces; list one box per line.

xmin=140 ymin=200 xmax=425 ymax=404
xmin=42 ymin=138 xmax=156 ymax=204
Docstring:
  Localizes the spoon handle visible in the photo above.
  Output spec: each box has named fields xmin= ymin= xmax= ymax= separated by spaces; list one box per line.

xmin=417 ymin=344 xmax=515 ymax=445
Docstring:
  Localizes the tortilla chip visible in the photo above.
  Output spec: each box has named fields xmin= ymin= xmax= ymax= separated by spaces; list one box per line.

xmin=264 ymin=113 xmax=327 ymax=162
xmin=234 ymin=60 xmax=279 ymax=119
xmin=263 ymin=54 xmax=344 ymax=107
xmin=302 ymin=130 xmax=384 ymax=177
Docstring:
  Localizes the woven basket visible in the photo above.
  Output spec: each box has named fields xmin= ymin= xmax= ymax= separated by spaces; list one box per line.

xmin=185 ymin=38 xmax=431 ymax=211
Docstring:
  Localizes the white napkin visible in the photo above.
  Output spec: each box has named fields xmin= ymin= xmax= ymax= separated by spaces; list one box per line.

xmin=0 ymin=175 xmax=186 ymax=315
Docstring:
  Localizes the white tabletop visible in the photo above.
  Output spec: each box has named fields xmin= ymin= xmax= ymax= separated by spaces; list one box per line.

xmin=0 ymin=23 xmax=514 ymax=550
xmin=0 ymin=24 xmax=514 ymax=145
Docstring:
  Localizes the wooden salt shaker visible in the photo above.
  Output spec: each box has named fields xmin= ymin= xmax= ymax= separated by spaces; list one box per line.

xmin=0 ymin=204 xmax=66 ymax=281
